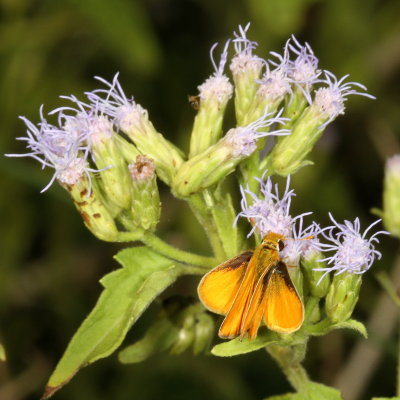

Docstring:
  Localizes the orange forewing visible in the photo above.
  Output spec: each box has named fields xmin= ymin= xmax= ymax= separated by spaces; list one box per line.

xmin=198 ymin=251 xmax=253 ymax=315
xmin=198 ymin=232 xmax=304 ymax=340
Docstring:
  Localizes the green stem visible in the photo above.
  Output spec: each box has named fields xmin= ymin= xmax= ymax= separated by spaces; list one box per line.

xmin=266 ymin=344 xmax=311 ymax=392
xmin=187 ymin=193 xmax=227 ymax=261
xmin=117 ymin=231 xmax=216 ymax=268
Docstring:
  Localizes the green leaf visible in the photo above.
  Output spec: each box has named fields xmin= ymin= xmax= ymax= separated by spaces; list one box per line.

xmin=211 ymin=329 xmax=281 ymax=357
xmin=305 ymin=318 xmax=367 ymax=338
xmin=43 ymin=247 xmax=181 ymax=399
xmin=265 ymin=382 xmax=343 ymax=400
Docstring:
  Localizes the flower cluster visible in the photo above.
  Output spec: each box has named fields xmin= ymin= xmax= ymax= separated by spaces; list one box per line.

xmin=7 ymin=23 xmax=384 ymax=317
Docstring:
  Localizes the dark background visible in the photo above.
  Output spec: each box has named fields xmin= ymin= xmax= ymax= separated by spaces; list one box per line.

xmin=1 ymin=0 xmax=399 ymax=399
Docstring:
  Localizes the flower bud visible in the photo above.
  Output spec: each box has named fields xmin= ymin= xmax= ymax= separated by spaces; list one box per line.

xmin=86 ymin=116 xmax=132 ymax=210
xmin=86 ymin=74 xmax=184 ymax=186
xmin=265 ymin=71 xmax=375 ymax=176
xmin=173 ymin=112 xmax=289 ymax=198
xmin=169 ymin=314 xmax=195 ymax=355
xmin=128 ymin=155 xmax=161 ymax=232
xmin=118 ymin=104 xmax=184 ymax=186
xmin=189 ymin=41 xmax=233 ymax=157
xmin=325 ymin=272 xmax=362 ymax=323
xmin=61 ymin=173 xmax=119 ymax=242
xmin=301 ymin=250 xmax=330 ymax=298
xmin=383 ymin=155 xmax=400 ymax=238
xmin=192 ymin=312 xmax=214 ymax=355
xmin=230 ymin=24 xmax=263 ymax=126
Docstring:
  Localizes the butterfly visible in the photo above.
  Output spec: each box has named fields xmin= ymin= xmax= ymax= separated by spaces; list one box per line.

xmin=197 ymin=231 xmax=304 ymax=340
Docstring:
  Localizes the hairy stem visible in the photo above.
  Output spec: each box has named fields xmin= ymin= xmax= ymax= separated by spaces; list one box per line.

xmin=266 ymin=344 xmax=311 ymax=392
xmin=188 ymin=193 xmax=227 ymax=261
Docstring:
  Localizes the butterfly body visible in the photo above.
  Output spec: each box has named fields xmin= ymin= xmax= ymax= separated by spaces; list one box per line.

xmin=198 ymin=232 xmax=304 ymax=340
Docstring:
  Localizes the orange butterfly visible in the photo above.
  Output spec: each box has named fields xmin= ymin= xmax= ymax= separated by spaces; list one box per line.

xmin=197 ymin=232 xmax=304 ymax=340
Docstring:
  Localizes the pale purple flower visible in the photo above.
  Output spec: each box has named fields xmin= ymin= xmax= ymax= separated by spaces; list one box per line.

xmin=315 ymin=214 xmax=388 ymax=279
xmin=198 ymin=40 xmax=233 ymax=103
xmin=237 ymin=175 xmax=312 ymax=240
xmin=6 ymin=107 xmax=94 ymax=192
xmin=225 ymin=108 xmax=290 ymax=157
xmin=313 ymin=70 xmax=375 ymax=128
xmin=230 ymin=23 xmax=263 ymax=76
xmin=286 ymin=35 xmax=321 ymax=103
xmin=85 ymin=73 xmax=149 ymax=133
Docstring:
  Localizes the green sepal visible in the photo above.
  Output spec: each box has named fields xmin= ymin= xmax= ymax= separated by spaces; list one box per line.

xmin=265 ymin=382 xmax=343 ymax=400
xmin=42 ymin=247 xmax=182 ymax=399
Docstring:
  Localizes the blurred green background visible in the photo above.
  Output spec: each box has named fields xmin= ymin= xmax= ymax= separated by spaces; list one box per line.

xmin=1 ymin=0 xmax=400 ymax=399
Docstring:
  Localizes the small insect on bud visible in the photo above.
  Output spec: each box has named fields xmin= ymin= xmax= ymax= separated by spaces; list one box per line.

xmin=383 ymin=155 xmax=400 ymax=238
xmin=129 ymin=155 xmax=161 ymax=232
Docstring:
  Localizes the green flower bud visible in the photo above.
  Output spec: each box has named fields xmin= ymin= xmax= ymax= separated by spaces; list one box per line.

xmin=118 ymin=104 xmax=184 ymax=186
xmin=265 ymin=72 xmax=375 ymax=176
xmin=61 ymin=173 xmax=118 ymax=242
xmin=383 ymin=155 xmax=400 ymax=238
xmin=192 ymin=312 xmax=214 ymax=355
xmin=282 ymin=87 xmax=309 ymax=126
xmin=169 ymin=313 xmax=195 ymax=355
xmin=128 ymin=155 xmax=161 ymax=232
xmin=189 ymin=41 xmax=233 ymax=157
xmin=88 ymin=117 xmax=132 ymax=210
xmin=114 ymin=134 xmax=140 ymax=164
xmin=301 ymin=250 xmax=330 ymax=298
xmin=325 ymin=272 xmax=362 ymax=323
xmin=173 ymin=113 xmax=290 ymax=198
xmin=264 ymin=105 xmax=323 ymax=176
xmin=230 ymin=29 xmax=263 ymax=125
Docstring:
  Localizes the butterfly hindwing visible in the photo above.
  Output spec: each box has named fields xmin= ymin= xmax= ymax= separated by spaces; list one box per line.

xmin=263 ymin=261 xmax=304 ymax=333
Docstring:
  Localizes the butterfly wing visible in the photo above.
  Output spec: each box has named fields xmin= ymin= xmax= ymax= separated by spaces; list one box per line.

xmin=263 ymin=261 xmax=304 ymax=333
xmin=218 ymin=253 xmax=259 ymax=339
xmin=198 ymin=251 xmax=253 ymax=315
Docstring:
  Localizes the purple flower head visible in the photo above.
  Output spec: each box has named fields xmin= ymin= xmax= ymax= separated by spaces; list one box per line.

xmin=85 ymin=73 xmax=148 ymax=133
xmin=315 ymin=214 xmax=389 ymax=281
xmin=198 ymin=40 xmax=233 ymax=103
xmin=225 ymin=108 xmax=290 ymax=157
xmin=313 ymin=71 xmax=375 ymax=128
xmin=237 ymin=175 xmax=312 ymax=239
xmin=6 ymin=107 xmax=93 ymax=192
xmin=286 ymin=35 xmax=321 ymax=103
xmin=230 ymin=23 xmax=263 ymax=75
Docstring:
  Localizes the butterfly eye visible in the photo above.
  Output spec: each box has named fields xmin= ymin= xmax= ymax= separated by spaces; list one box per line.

xmin=278 ymin=240 xmax=285 ymax=251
